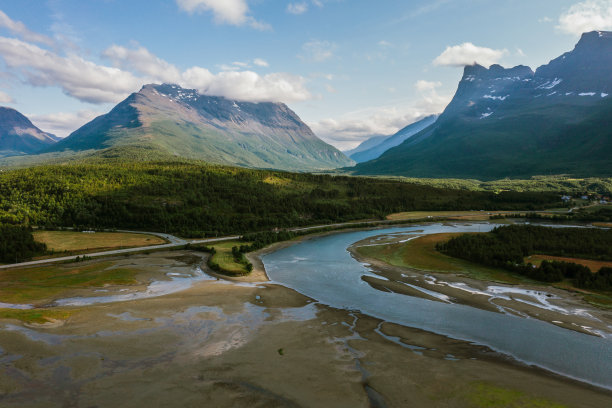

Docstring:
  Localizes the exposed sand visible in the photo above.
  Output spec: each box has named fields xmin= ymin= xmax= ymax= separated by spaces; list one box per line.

xmin=0 ymin=240 xmax=611 ymax=407
xmin=349 ymin=238 xmax=612 ymax=338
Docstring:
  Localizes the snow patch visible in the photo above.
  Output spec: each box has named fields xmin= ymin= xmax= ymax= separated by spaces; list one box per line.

xmin=483 ymin=94 xmax=509 ymax=101
xmin=537 ymin=78 xmax=562 ymax=90
xmin=602 ymin=93 xmax=609 ymax=98
xmin=579 ymin=92 xmax=596 ymax=96
xmin=480 ymin=112 xmax=493 ymax=119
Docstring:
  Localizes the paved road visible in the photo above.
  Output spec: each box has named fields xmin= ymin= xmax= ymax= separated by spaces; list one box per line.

xmin=0 ymin=208 xmax=577 ymax=271
xmin=0 ymin=233 xmax=239 ymax=270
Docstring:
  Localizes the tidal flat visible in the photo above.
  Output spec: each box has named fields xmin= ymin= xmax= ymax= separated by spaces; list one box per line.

xmin=0 ymin=241 xmax=611 ymax=407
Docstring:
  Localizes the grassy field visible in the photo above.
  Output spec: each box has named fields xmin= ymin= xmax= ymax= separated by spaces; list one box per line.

xmin=355 ymin=233 xmax=528 ymax=284
xmin=208 ymin=241 xmax=252 ymax=276
xmin=465 ymin=382 xmax=567 ymax=408
xmin=0 ymin=308 xmax=73 ymax=324
xmin=385 ymin=211 xmax=513 ymax=221
xmin=33 ymin=230 xmax=166 ymax=253
xmin=0 ymin=261 xmax=139 ymax=304
xmin=525 ymin=255 xmax=612 ymax=272
xmin=356 ymin=233 xmax=612 ymax=308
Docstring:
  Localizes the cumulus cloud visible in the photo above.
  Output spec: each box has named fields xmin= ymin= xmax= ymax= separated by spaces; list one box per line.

xmin=0 ymin=90 xmax=13 ymax=103
xmin=287 ymin=3 xmax=309 ymax=15
xmin=103 ymin=45 xmax=182 ymax=83
xmin=0 ymin=10 xmax=54 ymax=46
xmin=103 ymin=45 xmax=311 ymax=102
xmin=557 ymin=0 xmax=612 ymax=35
xmin=175 ymin=0 xmax=269 ymax=30
xmin=253 ymin=58 xmax=269 ymax=67
xmin=433 ymin=42 xmax=508 ymax=67
xmin=29 ymin=110 xmax=102 ymax=137
xmin=0 ymin=32 xmax=311 ymax=105
xmin=300 ymin=40 xmax=337 ymax=62
xmin=310 ymin=81 xmax=451 ymax=150
xmin=0 ymin=37 xmax=142 ymax=104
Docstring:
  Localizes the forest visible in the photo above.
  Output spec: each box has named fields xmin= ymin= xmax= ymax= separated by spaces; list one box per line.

xmin=437 ymin=225 xmax=612 ymax=290
xmin=0 ymin=161 xmax=561 ymax=239
xmin=0 ymin=224 xmax=47 ymax=263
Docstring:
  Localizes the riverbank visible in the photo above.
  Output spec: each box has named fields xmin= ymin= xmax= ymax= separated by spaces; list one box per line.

xmin=1 ymin=260 xmax=610 ymax=407
xmin=348 ymin=232 xmax=612 ymax=338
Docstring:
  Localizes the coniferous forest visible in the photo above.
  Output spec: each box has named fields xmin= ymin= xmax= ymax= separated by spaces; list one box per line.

xmin=0 ymin=161 xmax=561 ymax=238
xmin=438 ymin=225 xmax=612 ymax=290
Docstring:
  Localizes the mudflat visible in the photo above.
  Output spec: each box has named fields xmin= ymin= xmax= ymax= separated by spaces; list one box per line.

xmin=0 ymin=248 xmax=611 ymax=407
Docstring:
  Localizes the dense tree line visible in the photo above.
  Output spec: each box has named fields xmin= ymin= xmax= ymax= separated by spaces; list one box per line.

xmin=0 ymin=224 xmax=47 ymax=263
xmin=437 ymin=225 xmax=612 ymax=290
xmin=0 ymin=162 xmax=562 ymax=237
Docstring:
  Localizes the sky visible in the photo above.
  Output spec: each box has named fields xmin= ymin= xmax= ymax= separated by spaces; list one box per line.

xmin=0 ymin=0 xmax=611 ymax=150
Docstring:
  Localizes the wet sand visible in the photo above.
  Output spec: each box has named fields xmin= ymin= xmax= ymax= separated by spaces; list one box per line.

xmin=349 ymin=236 xmax=612 ymax=338
xmin=0 ymin=246 xmax=611 ymax=407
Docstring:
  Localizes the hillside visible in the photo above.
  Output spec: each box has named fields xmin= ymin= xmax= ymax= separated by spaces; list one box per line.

xmin=42 ymin=84 xmax=353 ymax=171
xmin=350 ymin=115 xmax=438 ymax=163
xmin=0 ymin=107 xmax=57 ymax=157
xmin=352 ymin=31 xmax=612 ymax=179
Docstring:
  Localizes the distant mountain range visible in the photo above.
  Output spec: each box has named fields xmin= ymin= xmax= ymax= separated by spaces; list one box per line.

xmin=347 ymin=115 xmax=438 ymax=163
xmin=39 ymin=84 xmax=352 ymax=171
xmin=353 ymin=31 xmax=612 ymax=179
xmin=0 ymin=107 xmax=57 ymax=157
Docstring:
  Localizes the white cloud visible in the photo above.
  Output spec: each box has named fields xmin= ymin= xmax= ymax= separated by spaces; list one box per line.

xmin=287 ymin=3 xmax=309 ymax=15
xmin=378 ymin=40 xmax=393 ymax=48
xmin=0 ymin=37 xmax=142 ymax=104
xmin=0 ymin=10 xmax=54 ymax=46
xmin=538 ymin=16 xmax=553 ymax=23
xmin=557 ymin=0 xmax=612 ymax=35
xmin=0 ymin=90 xmax=13 ymax=103
xmin=253 ymin=58 xmax=269 ymax=67
xmin=103 ymin=45 xmax=182 ymax=83
xmin=300 ymin=40 xmax=337 ymax=62
xmin=29 ymin=110 xmax=102 ymax=138
xmin=185 ymin=70 xmax=311 ymax=102
xmin=433 ymin=43 xmax=508 ymax=67
xmin=0 ymin=35 xmax=311 ymax=105
xmin=310 ymin=81 xmax=451 ymax=150
xmin=175 ymin=0 xmax=270 ymax=30
xmin=415 ymin=80 xmax=442 ymax=93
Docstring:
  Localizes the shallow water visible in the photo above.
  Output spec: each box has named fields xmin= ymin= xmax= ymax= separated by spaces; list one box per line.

xmin=54 ymin=266 xmax=217 ymax=306
xmin=262 ymin=222 xmax=612 ymax=390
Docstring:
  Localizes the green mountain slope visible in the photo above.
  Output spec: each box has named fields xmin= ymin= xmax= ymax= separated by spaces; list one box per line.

xmin=43 ymin=84 xmax=353 ymax=171
xmin=353 ymin=31 xmax=612 ymax=179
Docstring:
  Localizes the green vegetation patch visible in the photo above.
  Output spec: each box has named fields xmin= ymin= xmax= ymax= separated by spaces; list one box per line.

xmin=0 ymin=262 xmax=139 ymax=303
xmin=0 ymin=308 xmax=72 ymax=324
xmin=0 ymin=161 xmax=562 ymax=239
xmin=466 ymin=382 xmax=567 ymax=408
xmin=205 ymin=241 xmax=252 ymax=276
xmin=354 ymin=233 xmax=527 ymax=284
xmin=33 ymin=230 xmax=166 ymax=252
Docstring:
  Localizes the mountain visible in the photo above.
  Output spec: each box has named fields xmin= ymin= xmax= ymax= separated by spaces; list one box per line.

xmin=353 ymin=31 xmax=612 ymax=179
xmin=343 ymin=135 xmax=389 ymax=157
xmin=350 ymin=115 xmax=438 ymax=163
xmin=0 ymin=107 xmax=57 ymax=157
xmin=44 ymin=84 xmax=353 ymax=171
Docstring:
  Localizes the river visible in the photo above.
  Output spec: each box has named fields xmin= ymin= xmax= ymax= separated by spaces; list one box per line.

xmin=261 ymin=222 xmax=612 ymax=390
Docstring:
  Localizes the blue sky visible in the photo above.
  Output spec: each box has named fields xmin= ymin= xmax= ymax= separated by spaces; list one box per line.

xmin=0 ymin=0 xmax=611 ymax=149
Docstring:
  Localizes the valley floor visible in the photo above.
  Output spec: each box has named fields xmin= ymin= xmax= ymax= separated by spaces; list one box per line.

xmin=0 ymin=249 xmax=610 ymax=407
xmin=0 ymin=222 xmax=611 ymax=407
